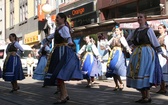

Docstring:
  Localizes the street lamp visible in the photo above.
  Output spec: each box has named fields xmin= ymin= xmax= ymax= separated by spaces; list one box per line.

xmin=42 ymin=0 xmax=52 ymax=15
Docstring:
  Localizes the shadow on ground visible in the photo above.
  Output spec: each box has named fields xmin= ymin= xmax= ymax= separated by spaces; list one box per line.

xmin=0 ymin=78 xmax=167 ymax=105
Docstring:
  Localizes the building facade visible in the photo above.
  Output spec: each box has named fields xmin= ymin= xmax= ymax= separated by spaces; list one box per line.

xmin=98 ymin=0 xmax=163 ymax=21
xmin=69 ymin=0 xmax=168 ymax=36
xmin=0 ymin=0 xmax=5 ymax=45
xmin=5 ymin=0 xmax=56 ymax=46
xmin=52 ymin=0 xmax=98 ymax=52
xmin=4 ymin=0 xmax=168 ymax=46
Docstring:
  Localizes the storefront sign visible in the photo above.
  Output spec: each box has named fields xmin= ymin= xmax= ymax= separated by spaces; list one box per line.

xmin=120 ymin=19 xmax=168 ymax=30
xmin=72 ymin=8 xmax=85 ymax=16
xmin=64 ymin=2 xmax=94 ymax=18
xmin=71 ymin=12 xmax=97 ymax=27
xmin=24 ymin=31 xmax=39 ymax=44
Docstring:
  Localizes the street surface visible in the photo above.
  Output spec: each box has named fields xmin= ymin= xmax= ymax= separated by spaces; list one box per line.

xmin=0 ymin=77 xmax=167 ymax=105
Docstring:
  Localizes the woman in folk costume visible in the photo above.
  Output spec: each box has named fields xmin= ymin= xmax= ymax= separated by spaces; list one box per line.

xmin=33 ymin=41 xmax=51 ymax=81
xmin=77 ymin=36 xmax=102 ymax=88
xmin=43 ymin=13 xmax=83 ymax=104
xmin=105 ymin=26 xmax=131 ymax=91
xmin=156 ymin=24 xmax=168 ymax=94
xmin=3 ymin=33 xmax=25 ymax=92
xmin=126 ymin=13 xmax=168 ymax=103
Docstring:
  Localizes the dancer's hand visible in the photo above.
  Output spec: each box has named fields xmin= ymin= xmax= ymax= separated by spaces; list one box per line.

xmin=128 ymin=50 xmax=132 ymax=55
xmin=77 ymin=54 xmax=81 ymax=59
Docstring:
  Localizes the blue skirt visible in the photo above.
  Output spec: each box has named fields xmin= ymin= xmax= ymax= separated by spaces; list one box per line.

xmin=106 ymin=50 xmax=127 ymax=77
xmin=44 ymin=46 xmax=83 ymax=86
xmin=33 ymin=55 xmax=47 ymax=80
xmin=3 ymin=55 xmax=25 ymax=81
xmin=126 ymin=46 xmax=162 ymax=90
xmin=158 ymin=48 xmax=168 ymax=83
xmin=82 ymin=53 xmax=102 ymax=79
xmin=0 ymin=68 xmax=2 ymax=78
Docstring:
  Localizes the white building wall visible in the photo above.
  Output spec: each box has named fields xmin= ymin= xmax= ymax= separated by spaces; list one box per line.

xmin=0 ymin=0 xmax=5 ymax=45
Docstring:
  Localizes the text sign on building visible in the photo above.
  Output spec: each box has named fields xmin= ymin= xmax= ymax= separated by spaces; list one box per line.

xmin=24 ymin=31 xmax=39 ymax=44
xmin=64 ymin=2 xmax=94 ymax=18
xmin=72 ymin=12 xmax=97 ymax=27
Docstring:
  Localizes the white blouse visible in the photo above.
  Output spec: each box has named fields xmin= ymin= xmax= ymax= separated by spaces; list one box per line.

xmin=47 ymin=25 xmax=73 ymax=44
xmin=78 ymin=43 xmax=100 ymax=56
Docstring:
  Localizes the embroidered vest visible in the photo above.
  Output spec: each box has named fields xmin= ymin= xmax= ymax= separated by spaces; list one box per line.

xmin=111 ymin=36 xmax=122 ymax=47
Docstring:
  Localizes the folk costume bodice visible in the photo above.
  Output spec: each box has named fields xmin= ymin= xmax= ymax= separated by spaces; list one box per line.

xmin=54 ymin=26 xmax=67 ymax=44
xmin=7 ymin=42 xmax=17 ymax=52
xmin=132 ymin=28 xmax=151 ymax=45
xmin=111 ymin=36 xmax=122 ymax=47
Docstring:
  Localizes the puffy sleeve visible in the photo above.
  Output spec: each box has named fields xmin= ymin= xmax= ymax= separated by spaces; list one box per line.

xmin=41 ymin=33 xmax=54 ymax=45
xmin=99 ymin=39 xmax=109 ymax=50
xmin=164 ymin=35 xmax=168 ymax=52
xmin=14 ymin=41 xmax=24 ymax=52
xmin=45 ymin=45 xmax=50 ymax=53
xmin=46 ymin=33 xmax=54 ymax=40
xmin=108 ymin=37 xmax=113 ymax=45
xmin=59 ymin=26 xmax=73 ymax=44
xmin=147 ymin=28 xmax=162 ymax=53
xmin=91 ymin=44 xmax=100 ymax=56
xmin=120 ymin=36 xmax=131 ymax=52
xmin=77 ymin=45 xmax=86 ymax=55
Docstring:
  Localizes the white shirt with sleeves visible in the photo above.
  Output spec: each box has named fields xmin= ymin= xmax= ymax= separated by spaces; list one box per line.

xmin=164 ymin=35 xmax=168 ymax=51
xmin=46 ymin=25 xmax=73 ymax=44
xmin=91 ymin=44 xmax=100 ymax=56
xmin=14 ymin=41 xmax=24 ymax=52
xmin=78 ymin=45 xmax=86 ymax=55
xmin=120 ymin=36 xmax=131 ymax=52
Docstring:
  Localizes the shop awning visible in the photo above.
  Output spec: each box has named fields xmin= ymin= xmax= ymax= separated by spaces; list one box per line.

xmin=71 ymin=15 xmax=168 ymax=36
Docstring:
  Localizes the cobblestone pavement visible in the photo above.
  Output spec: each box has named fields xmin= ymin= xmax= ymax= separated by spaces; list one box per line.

xmin=0 ymin=77 xmax=167 ymax=105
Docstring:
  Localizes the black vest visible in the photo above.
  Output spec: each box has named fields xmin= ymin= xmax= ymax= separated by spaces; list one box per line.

xmin=133 ymin=28 xmax=151 ymax=45
xmin=7 ymin=42 xmax=17 ymax=52
xmin=54 ymin=26 xmax=67 ymax=44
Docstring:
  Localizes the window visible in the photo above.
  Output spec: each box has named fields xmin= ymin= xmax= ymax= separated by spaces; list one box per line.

xmin=60 ymin=0 xmax=65 ymax=4
xmin=10 ymin=0 xmax=14 ymax=27
xmin=139 ymin=0 xmax=160 ymax=15
xmin=19 ymin=0 xmax=28 ymax=22
xmin=0 ymin=8 xmax=2 ymax=21
xmin=65 ymin=0 xmax=70 ymax=3
xmin=34 ymin=0 xmax=41 ymax=16
xmin=118 ymin=2 xmax=137 ymax=18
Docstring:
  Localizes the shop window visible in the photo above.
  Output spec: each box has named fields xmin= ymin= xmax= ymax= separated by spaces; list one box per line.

xmin=138 ymin=0 xmax=160 ymax=15
xmin=118 ymin=2 xmax=137 ymax=18
xmin=10 ymin=0 xmax=14 ymax=27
